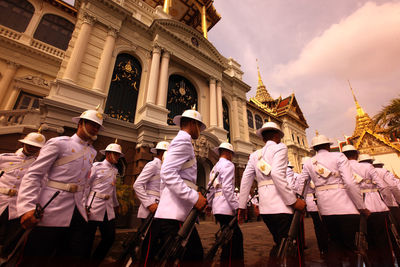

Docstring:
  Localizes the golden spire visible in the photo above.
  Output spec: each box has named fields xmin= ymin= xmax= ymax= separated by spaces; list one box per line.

xmin=348 ymin=80 xmax=365 ymax=117
xmin=256 ymin=59 xmax=264 ymax=87
xmin=315 ymin=130 xmax=319 ymax=136
xmin=163 ymin=0 xmax=172 ymax=14
xmin=254 ymin=59 xmax=273 ymax=103
xmin=114 ymin=138 xmax=118 ymax=144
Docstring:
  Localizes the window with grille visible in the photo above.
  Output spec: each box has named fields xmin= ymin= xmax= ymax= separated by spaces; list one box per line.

xmin=0 ymin=0 xmax=34 ymax=32
xmin=255 ymin=114 xmax=263 ymax=129
xmin=247 ymin=110 xmax=254 ymax=129
xmin=222 ymin=99 xmax=230 ymax=142
xmin=14 ymin=92 xmax=41 ymax=110
xmin=33 ymin=14 xmax=74 ymax=50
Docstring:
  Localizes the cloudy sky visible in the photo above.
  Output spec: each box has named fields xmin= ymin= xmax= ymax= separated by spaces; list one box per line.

xmin=208 ymin=0 xmax=400 ymax=145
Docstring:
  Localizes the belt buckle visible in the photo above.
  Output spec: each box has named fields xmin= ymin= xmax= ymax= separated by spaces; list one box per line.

xmin=104 ymin=195 xmax=110 ymax=200
xmin=68 ymin=184 xmax=78 ymax=193
xmin=8 ymin=189 xmax=17 ymax=196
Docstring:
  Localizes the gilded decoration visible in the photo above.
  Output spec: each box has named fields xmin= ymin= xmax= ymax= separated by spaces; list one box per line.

xmin=105 ymin=54 xmax=142 ymax=123
xmin=166 ymin=74 xmax=197 ymax=125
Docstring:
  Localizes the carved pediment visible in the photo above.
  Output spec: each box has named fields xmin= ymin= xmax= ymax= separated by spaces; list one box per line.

xmin=151 ymin=19 xmax=227 ymax=68
xmin=356 ymin=131 xmax=397 ymax=155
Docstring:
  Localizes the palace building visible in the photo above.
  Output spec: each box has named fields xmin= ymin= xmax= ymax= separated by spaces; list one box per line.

xmin=0 ymin=0 xmax=310 ymax=224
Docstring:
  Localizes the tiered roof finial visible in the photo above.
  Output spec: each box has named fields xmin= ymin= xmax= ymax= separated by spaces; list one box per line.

xmin=254 ymin=59 xmax=273 ymax=103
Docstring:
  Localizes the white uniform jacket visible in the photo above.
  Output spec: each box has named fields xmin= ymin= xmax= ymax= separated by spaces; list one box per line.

xmin=239 ymin=141 xmax=296 ymax=214
xmin=298 ymin=150 xmax=364 ymax=216
xmin=155 ymin=130 xmax=199 ymax=222
xmin=0 ymin=149 xmax=36 ymax=220
xmin=133 ymin=158 xmax=161 ymax=219
xmin=305 ymin=184 xmax=318 ymax=212
xmin=86 ymin=159 xmax=119 ymax=221
xmin=375 ymin=167 xmax=400 ymax=206
xmin=206 ymin=157 xmax=238 ymax=216
xmin=348 ymin=160 xmax=388 ymax=213
xmin=17 ymin=134 xmax=96 ymax=226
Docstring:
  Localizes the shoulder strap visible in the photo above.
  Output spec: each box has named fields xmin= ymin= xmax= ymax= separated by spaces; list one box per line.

xmin=181 ymin=158 xmax=196 ymax=170
xmin=311 ymin=157 xmax=334 ymax=178
xmin=1 ymin=158 xmax=35 ymax=173
xmin=92 ymin=170 xmax=116 ymax=186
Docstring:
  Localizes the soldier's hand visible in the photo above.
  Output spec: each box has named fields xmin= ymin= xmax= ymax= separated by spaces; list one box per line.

xmin=358 ymin=208 xmax=371 ymax=217
xmin=237 ymin=208 xmax=245 ymax=224
xmin=148 ymin=203 xmax=158 ymax=213
xmin=292 ymin=198 xmax=306 ymax=211
xmin=20 ymin=209 xmax=40 ymax=229
xmin=194 ymin=192 xmax=207 ymax=211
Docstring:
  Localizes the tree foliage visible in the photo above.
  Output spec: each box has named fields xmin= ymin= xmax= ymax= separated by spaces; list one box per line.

xmin=373 ymin=96 xmax=400 ymax=137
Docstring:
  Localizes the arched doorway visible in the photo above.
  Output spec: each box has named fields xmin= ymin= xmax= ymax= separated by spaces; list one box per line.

xmin=166 ymin=74 xmax=198 ymax=125
xmin=105 ymin=53 xmax=142 ymax=123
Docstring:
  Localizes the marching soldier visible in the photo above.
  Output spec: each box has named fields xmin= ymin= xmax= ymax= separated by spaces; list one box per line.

xmin=342 ymin=147 xmax=393 ymax=266
xmin=301 ymin=156 xmax=328 ymax=257
xmin=86 ymin=142 xmax=122 ymax=265
xmin=298 ymin=135 xmax=367 ymax=267
xmin=238 ymin=121 xmax=306 ymax=266
xmin=0 ymin=131 xmax=45 ymax=257
xmin=16 ymin=108 xmax=103 ymax=266
xmin=207 ymin=142 xmax=244 ymax=267
xmin=154 ymin=107 xmax=207 ymax=264
xmin=133 ymin=140 xmax=169 ymax=263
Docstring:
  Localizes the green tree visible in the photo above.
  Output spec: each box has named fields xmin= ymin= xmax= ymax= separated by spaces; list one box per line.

xmin=373 ymin=96 xmax=400 ymax=137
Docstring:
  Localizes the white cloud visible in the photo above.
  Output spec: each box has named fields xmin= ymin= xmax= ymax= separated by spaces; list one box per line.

xmin=268 ymin=1 xmax=400 ymax=142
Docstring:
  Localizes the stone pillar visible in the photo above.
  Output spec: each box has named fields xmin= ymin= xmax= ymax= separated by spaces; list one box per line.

xmin=92 ymin=26 xmax=118 ymax=92
xmin=156 ymin=50 xmax=170 ymax=107
xmin=63 ymin=13 xmax=95 ymax=82
xmin=209 ymin=78 xmax=217 ymax=127
xmin=216 ymin=80 xmax=223 ymax=128
xmin=20 ymin=10 xmax=42 ymax=43
xmin=146 ymin=46 xmax=161 ymax=104
xmin=231 ymin=96 xmax=240 ymax=139
xmin=0 ymin=61 xmax=19 ymax=108
xmin=242 ymin=101 xmax=250 ymax=142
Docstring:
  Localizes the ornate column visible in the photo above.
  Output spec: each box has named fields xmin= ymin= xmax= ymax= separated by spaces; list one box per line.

xmin=156 ymin=50 xmax=170 ymax=107
xmin=231 ymin=96 xmax=240 ymax=140
xmin=92 ymin=26 xmax=118 ymax=92
xmin=216 ymin=80 xmax=223 ymax=128
xmin=63 ymin=13 xmax=95 ymax=82
xmin=242 ymin=100 xmax=250 ymax=142
xmin=209 ymin=78 xmax=217 ymax=127
xmin=146 ymin=46 xmax=161 ymax=104
xmin=0 ymin=61 xmax=19 ymax=109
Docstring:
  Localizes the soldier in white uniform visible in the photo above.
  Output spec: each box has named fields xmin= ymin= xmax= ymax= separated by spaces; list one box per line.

xmin=0 ymin=131 xmax=45 ymax=257
xmin=133 ymin=140 xmax=169 ymax=263
xmin=17 ymin=108 xmax=103 ymax=266
xmin=298 ymin=135 xmax=367 ymax=267
xmin=238 ymin=122 xmax=306 ymax=266
xmin=154 ymin=108 xmax=207 ymax=264
xmin=207 ymin=142 xmax=243 ymax=267
xmin=86 ymin=142 xmax=122 ymax=265
xmin=301 ymin=156 xmax=328 ymax=257
xmin=342 ymin=147 xmax=393 ymax=266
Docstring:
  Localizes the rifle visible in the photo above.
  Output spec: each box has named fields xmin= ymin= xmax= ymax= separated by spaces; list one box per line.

xmin=86 ymin=192 xmax=96 ymax=215
xmin=204 ymin=212 xmax=238 ymax=262
xmin=117 ymin=206 xmax=156 ymax=267
xmin=355 ymin=214 xmax=370 ymax=267
xmin=155 ymin=172 xmax=220 ymax=267
xmin=0 ymin=191 xmax=60 ymax=266
xmin=277 ymin=178 xmax=309 ymax=267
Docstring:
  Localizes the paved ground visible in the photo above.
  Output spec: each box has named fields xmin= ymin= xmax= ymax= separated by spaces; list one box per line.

xmin=101 ymin=216 xmax=327 ymax=266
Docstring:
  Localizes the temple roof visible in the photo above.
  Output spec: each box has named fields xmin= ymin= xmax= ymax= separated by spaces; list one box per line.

xmin=143 ymin=0 xmax=221 ymax=34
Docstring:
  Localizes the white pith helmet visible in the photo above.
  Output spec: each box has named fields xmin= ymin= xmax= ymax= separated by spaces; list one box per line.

xmin=151 ymin=141 xmax=170 ymax=154
xmin=256 ymin=121 xmax=284 ymax=138
xmin=19 ymin=132 xmax=46 ymax=148
xmin=100 ymin=143 xmax=124 ymax=157
xmin=311 ymin=134 xmax=333 ymax=148
xmin=173 ymin=106 xmax=206 ymax=131
xmin=213 ymin=142 xmax=235 ymax=155
xmin=372 ymin=159 xmax=384 ymax=167
xmin=72 ymin=107 xmax=104 ymax=130
xmin=301 ymin=156 xmax=311 ymax=165
xmin=288 ymin=161 xmax=294 ymax=168
xmin=358 ymin=154 xmax=373 ymax=163
xmin=342 ymin=144 xmax=357 ymax=153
